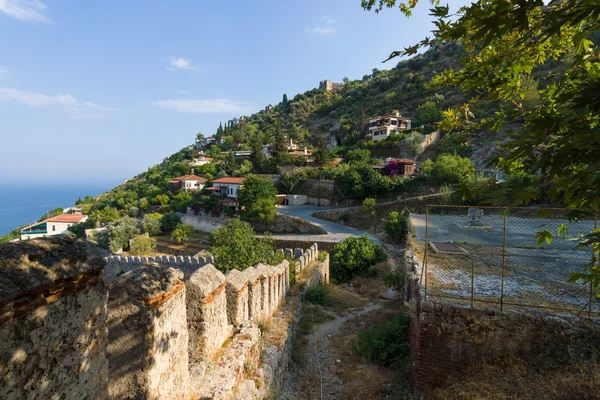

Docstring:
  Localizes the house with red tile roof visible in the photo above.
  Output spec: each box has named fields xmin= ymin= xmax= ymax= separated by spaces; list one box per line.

xmin=168 ymin=174 xmax=207 ymax=191
xmin=20 ymin=214 xmax=88 ymax=241
xmin=210 ymin=177 xmax=245 ymax=199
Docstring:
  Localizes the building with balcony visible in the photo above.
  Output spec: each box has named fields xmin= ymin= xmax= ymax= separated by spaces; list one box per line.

xmin=367 ymin=112 xmax=412 ymax=141
xmin=20 ymin=214 xmax=88 ymax=241
xmin=210 ymin=177 xmax=245 ymax=199
xmin=168 ymin=174 xmax=207 ymax=191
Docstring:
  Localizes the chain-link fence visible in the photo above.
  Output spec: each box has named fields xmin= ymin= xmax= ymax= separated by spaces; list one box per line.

xmin=411 ymin=205 xmax=599 ymax=319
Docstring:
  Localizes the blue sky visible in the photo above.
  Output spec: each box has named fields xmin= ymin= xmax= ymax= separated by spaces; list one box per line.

xmin=0 ymin=0 xmax=468 ymax=184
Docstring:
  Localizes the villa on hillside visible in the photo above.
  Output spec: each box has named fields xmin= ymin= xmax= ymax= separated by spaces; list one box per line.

xmin=190 ymin=154 xmax=213 ymax=166
xmin=209 ymin=177 xmax=245 ymax=199
xmin=20 ymin=214 xmax=88 ymax=241
xmin=368 ymin=112 xmax=412 ymax=141
xmin=169 ymin=174 xmax=207 ymax=191
xmin=373 ymin=158 xmax=416 ymax=177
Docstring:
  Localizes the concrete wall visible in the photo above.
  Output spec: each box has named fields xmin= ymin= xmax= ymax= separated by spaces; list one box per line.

xmin=178 ymin=213 xmax=226 ymax=233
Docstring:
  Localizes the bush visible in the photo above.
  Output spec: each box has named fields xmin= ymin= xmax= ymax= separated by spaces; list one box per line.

xmin=430 ymin=153 xmax=475 ymax=184
xmin=353 ymin=314 xmax=410 ymax=367
xmin=129 ymin=234 xmax=156 ymax=255
xmin=171 ymin=223 xmax=193 ymax=244
xmin=141 ymin=213 xmax=162 ymax=236
xmin=160 ymin=212 xmax=181 ymax=233
xmin=304 ymin=284 xmax=331 ymax=305
xmin=330 ymin=236 xmax=387 ymax=282
xmin=209 ymin=218 xmax=281 ymax=272
xmin=382 ymin=211 xmax=410 ymax=241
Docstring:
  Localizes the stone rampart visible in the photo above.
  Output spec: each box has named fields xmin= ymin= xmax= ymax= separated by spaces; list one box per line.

xmin=0 ymin=238 xmax=321 ymax=400
xmin=0 ymin=237 xmax=109 ymax=400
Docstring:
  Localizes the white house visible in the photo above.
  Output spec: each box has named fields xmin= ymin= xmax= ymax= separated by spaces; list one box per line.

xmin=20 ymin=214 xmax=88 ymax=241
xmin=190 ymin=155 xmax=214 ymax=166
xmin=168 ymin=174 xmax=207 ymax=191
xmin=367 ymin=112 xmax=412 ymax=141
xmin=210 ymin=177 xmax=245 ymax=199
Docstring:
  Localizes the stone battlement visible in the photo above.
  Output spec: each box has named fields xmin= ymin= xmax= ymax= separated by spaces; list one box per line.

xmin=0 ymin=238 xmax=324 ymax=400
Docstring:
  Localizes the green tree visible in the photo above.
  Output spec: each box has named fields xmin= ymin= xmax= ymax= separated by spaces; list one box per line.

xmin=209 ymin=218 xmax=282 ymax=272
xmin=282 ymin=93 xmax=288 ymax=103
xmin=382 ymin=211 xmax=410 ymax=242
xmin=160 ymin=212 xmax=181 ymax=233
xmin=238 ymin=174 xmax=278 ymax=223
xmin=403 ymin=131 xmax=425 ymax=160
xmin=130 ymin=234 xmax=156 ymax=255
xmin=344 ymin=149 xmax=371 ymax=165
xmin=330 ymin=236 xmax=386 ymax=282
xmin=277 ymin=172 xmax=305 ymax=193
xmin=171 ymin=223 xmax=194 ymax=244
xmin=141 ymin=213 xmax=162 ymax=236
xmin=362 ymin=198 xmax=377 ymax=233
xmin=312 ymin=138 xmax=330 ymax=167
xmin=430 ymin=154 xmax=475 ymax=184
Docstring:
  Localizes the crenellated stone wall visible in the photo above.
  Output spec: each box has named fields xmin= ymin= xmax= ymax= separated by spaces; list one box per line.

xmin=0 ymin=238 xmax=323 ymax=400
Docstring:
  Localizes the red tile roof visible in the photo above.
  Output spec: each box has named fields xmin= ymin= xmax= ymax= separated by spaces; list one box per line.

xmin=169 ymin=174 xmax=207 ymax=183
xmin=205 ymin=187 xmax=222 ymax=191
xmin=47 ymin=214 xmax=86 ymax=223
xmin=212 ymin=177 xmax=245 ymax=184
xmin=223 ymin=199 xmax=238 ymax=203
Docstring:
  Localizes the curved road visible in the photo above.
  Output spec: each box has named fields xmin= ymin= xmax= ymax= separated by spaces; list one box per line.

xmin=273 ymin=205 xmax=380 ymax=244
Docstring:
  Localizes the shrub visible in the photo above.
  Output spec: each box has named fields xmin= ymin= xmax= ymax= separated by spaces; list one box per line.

xmin=353 ymin=314 xmax=410 ymax=367
xmin=171 ymin=223 xmax=193 ymax=244
xmin=430 ymin=153 xmax=475 ymax=184
xmin=304 ymin=284 xmax=331 ymax=305
xmin=318 ymin=251 xmax=328 ymax=262
xmin=160 ymin=212 xmax=181 ymax=233
xmin=330 ymin=236 xmax=387 ymax=282
xmin=382 ymin=211 xmax=410 ymax=241
xmin=209 ymin=218 xmax=281 ymax=272
xmin=141 ymin=213 xmax=162 ymax=236
xmin=129 ymin=234 xmax=156 ymax=255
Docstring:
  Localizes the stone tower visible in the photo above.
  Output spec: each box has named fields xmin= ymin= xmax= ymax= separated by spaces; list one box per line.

xmin=319 ymin=79 xmax=333 ymax=92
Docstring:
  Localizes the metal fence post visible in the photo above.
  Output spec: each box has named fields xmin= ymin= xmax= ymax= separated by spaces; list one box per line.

xmin=590 ymin=211 xmax=598 ymax=319
xmin=471 ymin=260 xmax=475 ymax=308
xmin=500 ymin=209 xmax=508 ymax=311
xmin=422 ymin=206 xmax=429 ymax=301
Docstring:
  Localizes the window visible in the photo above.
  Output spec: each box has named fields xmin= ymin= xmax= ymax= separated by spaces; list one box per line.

xmin=52 ymin=225 xmax=56 ymax=232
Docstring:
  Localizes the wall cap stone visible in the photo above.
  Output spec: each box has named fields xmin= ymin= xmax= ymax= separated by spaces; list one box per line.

xmin=225 ymin=269 xmax=248 ymax=292
xmin=0 ymin=236 xmax=106 ymax=303
xmin=188 ymin=264 xmax=226 ymax=297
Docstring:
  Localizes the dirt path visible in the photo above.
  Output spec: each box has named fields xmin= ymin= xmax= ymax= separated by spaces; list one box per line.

xmin=282 ymin=287 xmax=400 ymax=400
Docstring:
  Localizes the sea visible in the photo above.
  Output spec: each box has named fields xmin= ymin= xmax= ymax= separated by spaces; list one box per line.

xmin=0 ymin=181 xmax=118 ymax=236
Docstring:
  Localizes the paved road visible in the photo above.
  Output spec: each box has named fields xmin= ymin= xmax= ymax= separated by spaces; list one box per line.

xmin=272 ymin=205 xmax=380 ymax=244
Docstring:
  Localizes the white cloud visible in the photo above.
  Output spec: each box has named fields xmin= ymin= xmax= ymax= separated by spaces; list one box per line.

xmin=321 ymin=16 xmax=337 ymax=25
xmin=151 ymin=98 xmax=253 ymax=114
xmin=0 ymin=86 xmax=115 ymax=118
xmin=0 ymin=0 xmax=53 ymax=23
xmin=312 ymin=26 xmax=338 ymax=35
xmin=162 ymin=56 xmax=202 ymax=73
xmin=307 ymin=16 xmax=339 ymax=36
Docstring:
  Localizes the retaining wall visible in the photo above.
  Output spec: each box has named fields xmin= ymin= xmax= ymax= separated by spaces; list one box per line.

xmin=178 ymin=212 xmax=227 ymax=233
xmin=403 ymin=244 xmax=598 ymax=389
xmin=0 ymin=237 xmax=322 ymax=400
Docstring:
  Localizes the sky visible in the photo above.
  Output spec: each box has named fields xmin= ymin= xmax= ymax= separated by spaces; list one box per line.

xmin=0 ymin=0 xmax=469 ymax=184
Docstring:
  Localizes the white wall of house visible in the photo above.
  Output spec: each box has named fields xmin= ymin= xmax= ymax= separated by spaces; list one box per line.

xmin=20 ymin=222 xmax=75 ymax=240
xmin=215 ymin=183 xmax=243 ymax=199
xmin=181 ymin=180 xmax=204 ymax=190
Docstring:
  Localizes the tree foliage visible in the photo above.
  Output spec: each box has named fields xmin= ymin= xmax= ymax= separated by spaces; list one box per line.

xmin=238 ymin=174 xmax=278 ymax=223
xmin=209 ymin=218 xmax=282 ymax=272
xmin=330 ymin=236 xmax=386 ymax=282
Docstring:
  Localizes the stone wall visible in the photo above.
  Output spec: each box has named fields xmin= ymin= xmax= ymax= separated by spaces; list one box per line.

xmin=178 ymin=212 xmax=226 ymax=233
xmin=402 ymin=239 xmax=598 ymax=389
xmin=0 ymin=237 xmax=109 ymax=400
xmin=104 ymin=254 xmax=215 ymax=283
xmin=0 ymin=238 xmax=322 ymax=400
